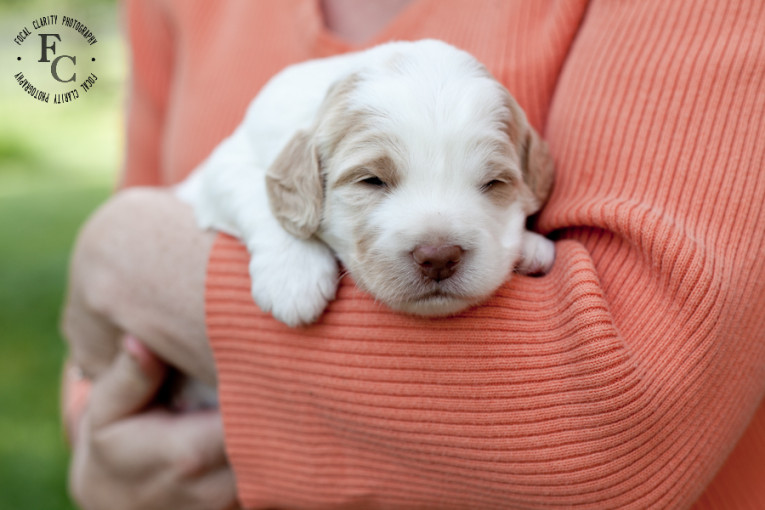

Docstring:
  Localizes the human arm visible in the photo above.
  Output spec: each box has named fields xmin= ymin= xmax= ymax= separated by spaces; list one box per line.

xmin=64 ymin=0 xmax=765 ymax=508
xmin=64 ymin=63 xmax=765 ymax=510
xmin=62 ymin=188 xmax=215 ymax=383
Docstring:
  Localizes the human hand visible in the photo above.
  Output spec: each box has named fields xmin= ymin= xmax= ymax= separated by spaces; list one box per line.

xmin=67 ymin=336 xmax=240 ymax=510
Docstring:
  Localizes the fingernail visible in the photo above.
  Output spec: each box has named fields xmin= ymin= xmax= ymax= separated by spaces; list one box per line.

xmin=122 ymin=334 xmax=143 ymax=361
xmin=121 ymin=335 xmax=165 ymax=377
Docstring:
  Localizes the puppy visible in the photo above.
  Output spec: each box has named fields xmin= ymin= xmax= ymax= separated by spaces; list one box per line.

xmin=177 ymin=39 xmax=555 ymax=327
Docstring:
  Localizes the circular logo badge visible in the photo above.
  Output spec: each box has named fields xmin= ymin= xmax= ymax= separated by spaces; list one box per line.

xmin=12 ymin=15 xmax=100 ymax=104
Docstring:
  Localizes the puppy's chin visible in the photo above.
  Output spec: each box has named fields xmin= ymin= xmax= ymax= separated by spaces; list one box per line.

xmin=345 ymin=249 xmax=515 ymax=319
xmin=388 ymin=292 xmax=482 ymax=317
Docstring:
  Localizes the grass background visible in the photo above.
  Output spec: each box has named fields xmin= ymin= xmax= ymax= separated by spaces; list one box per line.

xmin=0 ymin=0 xmax=125 ymax=508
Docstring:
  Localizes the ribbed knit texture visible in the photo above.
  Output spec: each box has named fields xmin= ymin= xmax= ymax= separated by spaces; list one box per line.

xmin=124 ymin=0 xmax=765 ymax=508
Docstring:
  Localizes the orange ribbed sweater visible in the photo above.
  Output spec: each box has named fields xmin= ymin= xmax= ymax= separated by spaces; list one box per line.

xmin=123 ymin=1 xmax=765 ymax=508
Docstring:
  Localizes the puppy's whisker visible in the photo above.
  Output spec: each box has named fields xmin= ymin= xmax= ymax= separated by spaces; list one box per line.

xmin=336 ymin=267 xmax=351 ymax=282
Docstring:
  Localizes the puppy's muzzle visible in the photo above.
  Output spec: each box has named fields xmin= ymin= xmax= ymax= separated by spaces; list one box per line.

xmin=412 ymin=243 xmax=465 ymax=282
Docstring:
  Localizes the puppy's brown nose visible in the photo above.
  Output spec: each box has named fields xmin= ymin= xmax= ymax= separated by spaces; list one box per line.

xmin=412 ymin=244 xmax=464 ymax=281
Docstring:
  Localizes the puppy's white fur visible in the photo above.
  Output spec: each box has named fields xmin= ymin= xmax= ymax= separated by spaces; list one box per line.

xmin=177 ymin=40 xmax=555 ymax=327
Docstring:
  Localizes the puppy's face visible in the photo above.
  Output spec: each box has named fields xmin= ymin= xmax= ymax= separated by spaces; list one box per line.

xmin=267 ymin=43 xmax=553 ymax=316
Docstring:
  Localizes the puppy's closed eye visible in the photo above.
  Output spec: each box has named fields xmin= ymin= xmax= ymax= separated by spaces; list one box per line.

xmin=360 ymin=175 xmax=387 ymax=188
xmin=481 ymin=179 xmax=507 ymax=192
xmin=335 ymin=155 xmax=400 ymax=191
xmin=479 ymin=163 xmax=519 ymax=206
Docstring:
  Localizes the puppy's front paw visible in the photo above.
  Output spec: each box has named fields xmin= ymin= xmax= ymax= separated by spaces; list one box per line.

xmin=249 ymin=238 xmax=338 ymax=327
xmin=516 ymin=231 xmax=555 ymax=276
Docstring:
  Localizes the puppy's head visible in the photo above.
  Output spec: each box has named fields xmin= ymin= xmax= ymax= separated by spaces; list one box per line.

xmin=267 ymin=40 xmax=553 ymax=316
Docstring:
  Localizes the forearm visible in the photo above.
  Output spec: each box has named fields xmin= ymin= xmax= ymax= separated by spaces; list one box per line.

xmin=62 ymin=188 xmax=217 ymax=384
xmin=208 ymin=218 xmax=763 ymax=510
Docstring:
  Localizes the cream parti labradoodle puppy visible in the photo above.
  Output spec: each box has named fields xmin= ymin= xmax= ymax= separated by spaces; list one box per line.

xmin=177 ymin=39 xmax=555 ymax=327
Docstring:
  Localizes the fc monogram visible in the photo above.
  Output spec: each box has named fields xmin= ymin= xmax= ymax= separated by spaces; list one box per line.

xmin=12 ymin=14 xmax=100 ymax=104
xmin=38 ymin=33 xmax=77 ymax=83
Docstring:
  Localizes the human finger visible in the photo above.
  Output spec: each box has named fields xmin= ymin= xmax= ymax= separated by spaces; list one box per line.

xmin=88 ymin=335 xmax=166 ymax=428
xmin=186 ymin=466 xmax=241 ymax=510
xmin=93 ymin=408 xmax=229 ymax=478
xmin=168 ymin=410 xmax=230 ymax=476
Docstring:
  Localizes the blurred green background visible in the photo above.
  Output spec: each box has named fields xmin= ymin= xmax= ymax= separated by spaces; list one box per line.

xmin=1 ymin=0 xmax=125 ymax=508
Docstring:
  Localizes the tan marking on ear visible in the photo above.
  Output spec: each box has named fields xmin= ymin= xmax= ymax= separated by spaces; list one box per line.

xmin=501 ymin=92 xmax=525 ymax=148
xmin=265 ymin=72 xmax=365 ymax=239
xmin=265 ymin=130 xmax=323 ymax=239
xmin=316 ymin=73 xmax=363 ymax=149
xmin=501 ymin=91 xmax=555 ymax=214
xmin=321 ymin=73 xmax=361 ymax=113
xmin=520 ymin=126 xmax=555 ymax=213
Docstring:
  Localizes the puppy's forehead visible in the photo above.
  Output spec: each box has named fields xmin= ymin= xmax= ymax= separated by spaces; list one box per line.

xmin=351 ymin=50 xmax=508 ymax=130
xmin=339 ymin=49 xmax=517 ymax=179
xmin=318 ymin=42 xmax=527 ymax=189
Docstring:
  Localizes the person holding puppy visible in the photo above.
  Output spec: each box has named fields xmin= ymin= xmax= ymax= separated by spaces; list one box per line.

xmin=63 ymin=0 xmax=765 ymax=509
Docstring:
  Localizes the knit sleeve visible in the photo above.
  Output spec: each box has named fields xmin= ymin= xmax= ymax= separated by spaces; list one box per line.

xmin=206 ymin=1 xmax=765 ymax=508
xmin=119 ymin=0 xmax=174 ymax=188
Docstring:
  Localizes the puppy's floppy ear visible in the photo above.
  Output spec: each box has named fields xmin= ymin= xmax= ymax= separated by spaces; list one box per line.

xmin=503 ymin=93 xmax=555 ymax=215
xmin=518 ymin=125 xmax=555 ymax=214
xmin=266 ymin=130 xmax=323 ymax=239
